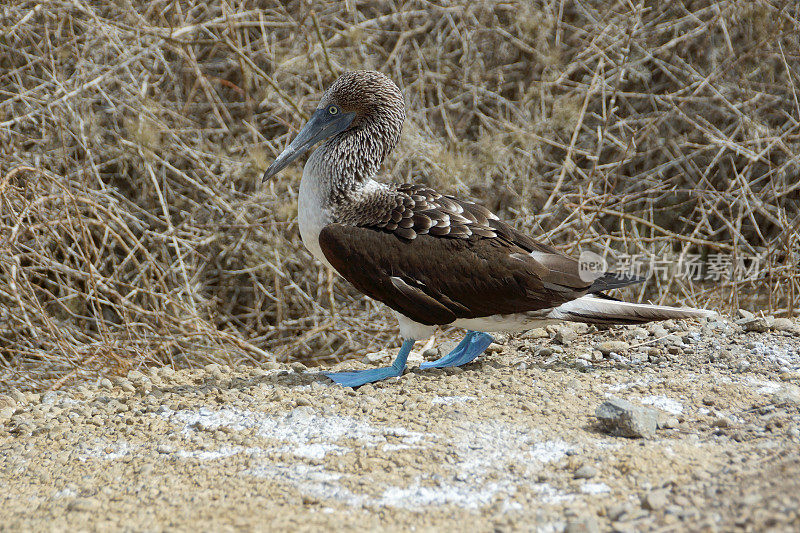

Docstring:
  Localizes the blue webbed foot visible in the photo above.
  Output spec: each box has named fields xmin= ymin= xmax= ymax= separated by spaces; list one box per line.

xmin=419 ymin=331 xmax=494 ymax=369
xmin=326 ymin=339 xmax=414 ymax=387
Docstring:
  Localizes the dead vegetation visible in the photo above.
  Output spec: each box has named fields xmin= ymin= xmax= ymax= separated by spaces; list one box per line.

xmin=1 ymin=0 xmax=799 ymax=391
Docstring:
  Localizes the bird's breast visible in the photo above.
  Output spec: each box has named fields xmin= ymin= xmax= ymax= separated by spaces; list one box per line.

xmin=298 ymin=163 xmax=334 ymax=268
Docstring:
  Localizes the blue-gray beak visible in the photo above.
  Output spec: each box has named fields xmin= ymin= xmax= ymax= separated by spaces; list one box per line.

xmin=262 ymin=108 xmax=356 ymax=182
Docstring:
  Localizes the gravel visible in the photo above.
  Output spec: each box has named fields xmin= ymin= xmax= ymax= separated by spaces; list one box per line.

xmin=1 ymin=315 xmax=799 ymax=531
xmin=595 ymin=398 xmax=659 ymax=439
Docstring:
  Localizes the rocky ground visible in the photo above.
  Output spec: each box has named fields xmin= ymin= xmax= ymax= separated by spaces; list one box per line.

xmin=1 ymin=313 xmax=800 ymax=532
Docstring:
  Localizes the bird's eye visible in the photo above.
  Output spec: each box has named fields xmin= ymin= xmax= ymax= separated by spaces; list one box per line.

xmin=328 ymin=105 xmax=339 ymax=115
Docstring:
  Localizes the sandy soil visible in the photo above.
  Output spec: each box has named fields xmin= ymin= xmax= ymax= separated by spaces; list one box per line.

xmin=1 ymin=315 xmax=799 ymax=532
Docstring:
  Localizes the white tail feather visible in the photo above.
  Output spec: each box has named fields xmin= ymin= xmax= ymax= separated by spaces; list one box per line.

xmin=548 ymin=295 xmax=715 ymax=325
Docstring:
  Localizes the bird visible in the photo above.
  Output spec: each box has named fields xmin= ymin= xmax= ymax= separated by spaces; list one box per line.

xmin=262 ymin=70 xmax=713 ymax=388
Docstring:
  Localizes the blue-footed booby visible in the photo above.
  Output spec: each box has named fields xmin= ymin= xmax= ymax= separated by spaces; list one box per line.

xmin=262 ymin=70 xmax=713 ymax=387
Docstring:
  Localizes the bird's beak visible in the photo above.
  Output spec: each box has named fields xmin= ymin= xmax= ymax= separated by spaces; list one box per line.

xmin=262 ymin=108 xmax=356 ymax=182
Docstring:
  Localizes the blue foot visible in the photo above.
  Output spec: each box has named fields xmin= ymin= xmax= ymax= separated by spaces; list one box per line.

xmin=326 ymin=339 xmax=414 ymax=387
xmin=419 ymin=331 xmax=494 ymax=369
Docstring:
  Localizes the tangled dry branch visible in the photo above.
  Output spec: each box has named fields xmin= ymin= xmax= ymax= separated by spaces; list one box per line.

xmin=1 ymin=0 xmax=799 ymax=390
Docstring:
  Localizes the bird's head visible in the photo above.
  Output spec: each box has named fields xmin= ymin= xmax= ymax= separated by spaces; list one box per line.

xmin=262 ymin=70 xmax=403 ymax=182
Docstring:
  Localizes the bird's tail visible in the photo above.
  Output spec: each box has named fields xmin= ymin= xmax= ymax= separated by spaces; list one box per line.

xmin=548 ymin=295 xmax=715 ymax=325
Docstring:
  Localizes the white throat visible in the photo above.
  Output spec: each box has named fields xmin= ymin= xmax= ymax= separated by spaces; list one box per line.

xmin=298 ymin=149 xmax=334 ymax=268
xmin=297 ymin=145 xmax=389 ymax=269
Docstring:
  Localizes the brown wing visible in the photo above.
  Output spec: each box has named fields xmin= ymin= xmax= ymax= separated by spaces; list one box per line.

xmin=322 ymin=183 xmax=641 ymax=325
xmin=317 ymin=224 xmax=590 ymax=326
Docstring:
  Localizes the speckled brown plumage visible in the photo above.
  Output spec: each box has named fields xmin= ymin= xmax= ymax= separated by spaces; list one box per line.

xmin=295 ymin=71 xmax=644 ymax=328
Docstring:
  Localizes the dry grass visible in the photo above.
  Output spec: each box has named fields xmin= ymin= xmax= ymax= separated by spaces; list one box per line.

xmin=1 ymin=0 xmax=799 ymax=391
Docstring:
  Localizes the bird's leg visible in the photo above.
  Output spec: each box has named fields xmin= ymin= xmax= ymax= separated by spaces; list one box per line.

xmin=326 ymin=339 xmax=414 ymax=387
xmin=419 ymin=331 xmax=494 ymax=369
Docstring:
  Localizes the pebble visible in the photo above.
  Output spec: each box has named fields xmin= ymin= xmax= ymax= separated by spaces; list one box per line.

xmin=523 ymin=328 xmax=549 ymax=339
xmin=574 ymin=464 xmax=598 ymax=479
xmin=771 ymin=317 xmax=798 ymax=333
xmin=67 ymin=498 xmax=100 ymax=512
xmin=485 ymin=343 xmax=504 ymax=354
xmin=422 ymin=348 xmax=439 ymax=360
xmin=0 ymin=394 xmax=15 ymax=410
xmin=648 ymin=324 xmax=668 ymax=338
xmin=564 ymin=514 xmax=600 ymax=533
xmin=116 ymin=378 xmax=136 ymax=394
xmin=596 ymin=398 xmax=658 ymax=439
xmin=739 ymin=317 xmax=770 ymax=333
xmin=553 ymin=326 xmax=578 ymax=344
xmin=99 ymin=378 xmax=113 ymax=390
xmin=0 ymin=394 xmax=15 ymax=423
xmin=362 ymin=350 xmax=391 ymax=364
xmin=771 ymin=385 xmax=800 ymax=407
xmin=641 ymin=489 xmax=669 ymax=510
xmin=659 ymin=417 xmax=679 ymax=429
xmin=596 ymin=341 xmax=629 ymax=356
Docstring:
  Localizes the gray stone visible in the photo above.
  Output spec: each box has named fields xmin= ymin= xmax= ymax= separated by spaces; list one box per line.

xmin=553 ymin=326 xmax=578 ymax=344
xmin=596 ymin=341 xmax=630 ymax=356
xmin=116 ymin=378 xmax=136 ymax=393
xmin=771 ymin=385 xmax=800 ymax=407
xmin=641 ymin=489 xmax=669 ymax=510
xmin=362 ymin=350 xmax=391 ymax=364
xmin=648 ymin=324 xmax=669 ymax=338
xmin=771 ymin=317 xmax=798 ymax=333
xmin=595 ymin=398 xmax=658 ymax=438
xmin=523 ymin=328 xmax=549 ymax=339
xmin=0 ymin=394 xmax=15 ymax=411
xmin=564 ymin=514 xmax=600 ymax=533
xmin=574 ymin=464 xmax=598 ymax=479
xmin=739 ymin=317 xmax=770 ymax=332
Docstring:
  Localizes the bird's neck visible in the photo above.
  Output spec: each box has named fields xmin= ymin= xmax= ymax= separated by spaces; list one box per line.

xmin=305 ymin=111 xmax=402 ymax=201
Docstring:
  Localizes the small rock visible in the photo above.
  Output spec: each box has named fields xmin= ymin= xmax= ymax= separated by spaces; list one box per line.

xmin=771 ymin=317 xmax=798 ymax=333
xmin=362 ymin=350 xmax=391 ymax=364
xmin=0 ymin=407 xmax=14 ymax=424
xmin=524 ymin=328 xmax=549 ymax=339
xmin=553 ymin=326 xmax=578 ymax=344
xmin=536 ymin=347 xmax=554 ymax=358
xmin=290 ymin=362 xmax=306 ymax=373
xmin=608 ymin=503 xmax=635 ymax=521
xmin=771 ymin=385 xmax=800 ymax=407
xmin=485 ymin=343 xmax=504 ymax=354
xmin=595 ymin=398 xmax=658 ymax=438
xmin=116 ymin=378 xmax=136 ymax=394
xmin=574 ymin=464 xmax=598 ymax=479
xmin=0 ymin=394 xmax=15 ymax=411
xmin=739 ymin=317 xmax=770 ymax=333
xmin=67 ymin=498 xmax=100 ymax=512
xmin=659 ymin=417 xmax=679 ymax=429
xmin=564 ymin=514 xmax=600 ymax=533
xmin=596 ymin=341 xmax=630 ymax=356
xmin=711 ymin=416 xmax=731 ymax=428
xmin=641 ymin=489 xmax=669 ymax=510
xmin=99 ymin=378 xmax=113 ymax=390
xmin=421 ymin=348 xmax=439 ymax=360
xmin=648 ymin=324 xmax=669 ymax=338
